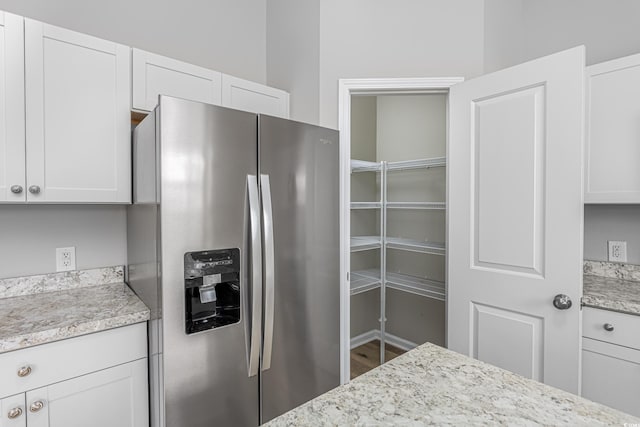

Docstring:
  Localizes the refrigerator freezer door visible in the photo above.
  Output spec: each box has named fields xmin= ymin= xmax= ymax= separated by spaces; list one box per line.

xmin=158 ymin=97 xmax=259 ymax=427
xmin=259 ymin=116 xmax=341 ymax=423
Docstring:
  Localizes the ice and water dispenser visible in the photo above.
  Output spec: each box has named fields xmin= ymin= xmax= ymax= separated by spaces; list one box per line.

xmin=184 ymin=249 xmax=241 ymax=334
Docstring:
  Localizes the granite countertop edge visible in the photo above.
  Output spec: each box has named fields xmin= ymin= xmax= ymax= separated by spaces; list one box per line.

xmin=0 ymin=280 xmax=150 ymax=355
xmin=582 ymin=273 xmax=640 ymax=316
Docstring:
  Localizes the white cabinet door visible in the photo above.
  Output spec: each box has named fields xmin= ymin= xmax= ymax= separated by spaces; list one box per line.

xmin=585 ymin=53 xmax=640 ymax=203
xmin=0 ymin=12 xmax=25 ymax=203
xmin=221 ymin=74 xmax=289 ymax=118
xmin=448 ymin=47 xmax=585 ymax=393
xmin=582 ymin=337 xmax=640 ymax=417
xmin=0 ymin=394 xmax=26 ymax=427
xmin=132 ymin=48 xmax=222 ymax=112
xmin=25 ymin=358 xmax=148 ymax=427
xmin=24 ymin=20 xmax=131 ymax=203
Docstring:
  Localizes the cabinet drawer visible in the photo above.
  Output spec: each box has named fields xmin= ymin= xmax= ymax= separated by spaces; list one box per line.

xmin=582 ymin=306 xmax=640 ymax=349
xmin=0 ymin=323 xmax=146 ymax=398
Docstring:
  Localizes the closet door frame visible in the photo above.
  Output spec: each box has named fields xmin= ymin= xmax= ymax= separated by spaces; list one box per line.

xmin=337 ymin=77 xmax=463 ymax=384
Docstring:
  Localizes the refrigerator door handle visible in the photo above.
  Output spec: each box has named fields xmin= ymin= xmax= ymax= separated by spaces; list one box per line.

xmin=260 ymin=174 xmax=275 ymax=371
xmin=247 ymin=175 xmax=263 ymax=377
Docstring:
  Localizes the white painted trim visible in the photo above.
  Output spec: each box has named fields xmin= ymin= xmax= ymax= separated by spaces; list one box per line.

xmin=350 ymin=330 xmax=379 ymax=349
xmin=349 ymin=329 xmax=418 ymax=352
xmin=338 ymin=77 xmax=464 ymax=385
xmin=385 ymin=332 xmax=419 ymax=352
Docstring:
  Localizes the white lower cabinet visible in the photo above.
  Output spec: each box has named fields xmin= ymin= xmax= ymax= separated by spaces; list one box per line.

xmin=0 ymin=394 xmax=25 ymax=427
xmin=0 ymin=324 xmax=148 ymax=427
xmin=26 ymin=359 xmax=148 ymax=427
xmin=582 ymin=307 xmax=640 ymax=416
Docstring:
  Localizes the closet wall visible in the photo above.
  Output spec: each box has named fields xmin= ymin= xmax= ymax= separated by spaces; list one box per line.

xmin=350 ymin=94 xmax=446 ymax=347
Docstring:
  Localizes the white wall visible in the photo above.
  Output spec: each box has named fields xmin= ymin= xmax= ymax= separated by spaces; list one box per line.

xmin=483 ymin=0 xmax=525 ymax=73
xmin=484 ymin=0 xmax=640 ymax=71
xmin=266 ymin=0 xmax=320 ymax=124
xmin=318 ymin=0 xmax=485 ymax=129
xmin=0 ymin=206 xmax=127 ymax=278
xmin=0 ymin=0 xmax=267 ymax=83
xmin=584 ymin=205 xmax=640 ymax=265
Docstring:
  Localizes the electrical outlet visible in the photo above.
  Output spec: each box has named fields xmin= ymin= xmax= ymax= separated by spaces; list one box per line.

xmin=56 ymin=247 xmax=76 ymax=272
xmin=608 ymin=241 xmax=627 ymax=263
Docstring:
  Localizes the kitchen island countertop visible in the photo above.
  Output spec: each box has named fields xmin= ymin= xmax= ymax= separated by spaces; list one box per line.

xmin=266 ymin=342 xmax=638 ymax=426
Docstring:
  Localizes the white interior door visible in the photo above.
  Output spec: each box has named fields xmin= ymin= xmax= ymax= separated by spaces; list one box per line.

xmin=447 ymin=46 xmax=585 ymax=393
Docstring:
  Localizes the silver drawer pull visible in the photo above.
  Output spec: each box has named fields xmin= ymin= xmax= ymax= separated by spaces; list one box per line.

xmin=7 ymin=407 xmax=23 ymax=419
xmin=603 ymin=323 xmax=614 ymax=332
xmin=17 ymin=365 xmax=32 ymax=377
xmin=29 ymin=401 xmax=45 ymax=413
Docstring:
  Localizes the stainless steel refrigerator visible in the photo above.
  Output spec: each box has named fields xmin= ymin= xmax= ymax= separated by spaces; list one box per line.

xmin=126 ymin=96 xmax=340 ymax=427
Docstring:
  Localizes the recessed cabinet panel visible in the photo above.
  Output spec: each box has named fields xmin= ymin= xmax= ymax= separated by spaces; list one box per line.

xmin=132 ymin=49 xmax=222 ymax=112
xmin=25 ymin=20 xmax=131 ymax=203
xmin=221 ymin=74 xmax=289 ymax=118
xmin=0 ymin=12 xmax=25 ymax=203
xmin=586 ymin=53 xmax=640 ymax=203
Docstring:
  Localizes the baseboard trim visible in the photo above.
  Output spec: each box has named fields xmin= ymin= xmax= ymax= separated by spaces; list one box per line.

xmin=350 ymin=330 xmax=418 ymax=352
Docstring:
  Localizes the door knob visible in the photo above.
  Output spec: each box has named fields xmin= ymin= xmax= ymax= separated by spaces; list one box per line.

xmin=603 ymin=323 xmax=614 ymax=332
xmin=28 ymin=185 xmax=41 ymax=194
xmin=553 ymin=294 xmax=572 ymax=310
xmin=10 ymin=185 xmax=23 ymax=194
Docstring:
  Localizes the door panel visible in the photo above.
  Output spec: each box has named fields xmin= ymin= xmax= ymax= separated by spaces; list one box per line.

xmin=473 ymin=303 xmax=543 ymax=381
xmin=132 ymin=48 xmax=222 ymax=112
xmin=0 ymin=394 xmax=25 ymax=427
xmin=25 ymin=19 xmax=130 ymax=202
xmin=0 ymin=12 xmax=25 ymax=203
xmin=25 ymin=359 xmax=148 ymax=427
xmin=221 ymin=74 xmax=289 ymax=118
xmin=474 ymin=85 xmax=545 ymax=275
xmin=158 ymin=97 xmax=259 ymax=427
xmin=448 ymin=47 xmax=585 ymax=393
xmin=259 ymin=116 xmax=340 ymax=423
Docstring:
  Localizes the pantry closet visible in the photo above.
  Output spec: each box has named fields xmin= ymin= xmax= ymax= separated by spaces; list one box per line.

xmin=348 ymin=92 xmax=448 ymax=377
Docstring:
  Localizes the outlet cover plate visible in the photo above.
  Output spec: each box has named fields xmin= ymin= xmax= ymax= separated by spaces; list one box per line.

xmin=608 ymin=241 xmax=627 ymax=263
xmin=56 ymin=246 xmax=76 ymax=272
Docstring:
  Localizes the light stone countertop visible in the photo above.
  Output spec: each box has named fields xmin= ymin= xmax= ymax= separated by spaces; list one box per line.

xmin=582 ymin=260 xmax=640 ymax=316
xmin=265 ymin=343 xmax=639 ymax=426
xmin=0 ymin=267 xmax=149 ymax=354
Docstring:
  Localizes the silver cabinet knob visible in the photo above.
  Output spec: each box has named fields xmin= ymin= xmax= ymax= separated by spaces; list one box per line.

xmin=553 ymin=294 xmax=572 ymax=310
xmin=10 ymin=185 xmax=23 ymax=194
xmin=17 ymin=365 xmax=32 ymax=377
xmin=28 ymin=185 xmax=41 ymax=194
xmin=603 ymin=323 xmax=614 ymax=332
xmin=7 ymin=407 xmax=23 ymax=419
xmin=29 ymin=401 xmax=44 ymax=413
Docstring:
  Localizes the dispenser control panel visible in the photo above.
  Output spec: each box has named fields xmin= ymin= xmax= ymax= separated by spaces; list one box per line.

xmin=184 ymin=249 xmax=240 ymax=334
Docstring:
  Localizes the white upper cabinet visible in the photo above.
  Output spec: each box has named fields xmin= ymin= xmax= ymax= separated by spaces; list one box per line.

xmin=221 ymin=74 xmax=289 ymax=118
xmin=0 ymin=12 xmax=25 ymax=203
xmin=585 ymin=53 xmax=640 ymax=203
xmin=24 ymin=19 xmax=131 ymax=203
xmin=132 ymin=48 xmax=222 ymax=112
